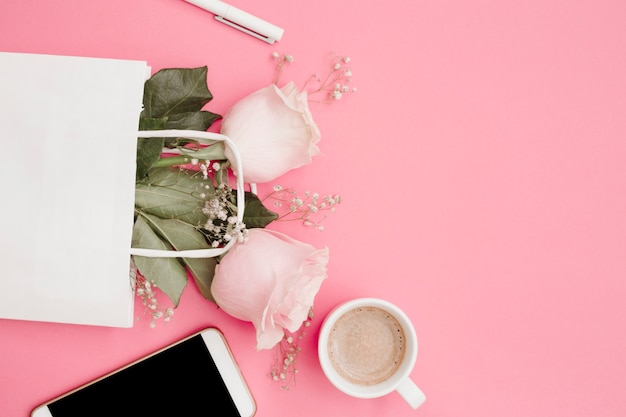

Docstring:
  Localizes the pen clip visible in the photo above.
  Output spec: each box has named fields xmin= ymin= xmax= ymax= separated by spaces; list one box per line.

xmin=214 ymin=16 xmax=276 ymax=44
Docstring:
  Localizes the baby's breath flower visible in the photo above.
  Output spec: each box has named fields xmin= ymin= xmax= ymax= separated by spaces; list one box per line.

xmin=304 ymin=53 xmax=356 ymax=102
xmin=272 ymin=52 xmax=295 ymax=84
xmin=200 ymin=181 xmax=248 ymax=248
xmin=133 ymin=268 xmax=174 ymax=327
xmin=270 ymin=307 xmax=315 ymax=389
xmin=264 ymin=186 xmax=341 ymax=230
xmin=271 ymin=51 xmax=356 ymax=103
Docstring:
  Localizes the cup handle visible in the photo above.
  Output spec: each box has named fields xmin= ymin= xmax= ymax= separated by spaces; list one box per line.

xmin=396 ymin=377 xmax=426 ymax=409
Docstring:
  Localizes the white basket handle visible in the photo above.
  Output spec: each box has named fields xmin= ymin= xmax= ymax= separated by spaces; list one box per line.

xmin=130 ymin=129 xmax=244 ymax=258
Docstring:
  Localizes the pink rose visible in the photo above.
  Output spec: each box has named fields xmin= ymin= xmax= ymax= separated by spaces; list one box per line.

xmin=211 ymin=228 xmax=329 ymax=350
xmin=221 ymin=82 xmax=322 ymax=184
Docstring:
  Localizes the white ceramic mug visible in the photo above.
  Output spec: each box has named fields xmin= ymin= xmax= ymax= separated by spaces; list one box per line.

xmin=318 ymin=298 xmax=426 ymax=409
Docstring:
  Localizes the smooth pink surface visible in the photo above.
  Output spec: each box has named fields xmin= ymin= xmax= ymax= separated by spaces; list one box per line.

xmin=1 ymin=1 xmax=626 ymax=416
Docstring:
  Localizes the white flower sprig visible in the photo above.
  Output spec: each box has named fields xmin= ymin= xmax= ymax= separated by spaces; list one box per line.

xmin=202 ymin=181 xmax=249 ymax=248
xmin=264 ymin=185 xmax=342 ymax=231
xmin=191 ymin=159 xmax=249 ymax=248
xmin=272 ymin=52 xmax=356 ymax=102
xmin=270 ymin=308 xmax=314 ymax=389
xmin=131 ymin=265 xmax=174 ymax=328
xmin=272 ymin=51 xmax=294 ymax=84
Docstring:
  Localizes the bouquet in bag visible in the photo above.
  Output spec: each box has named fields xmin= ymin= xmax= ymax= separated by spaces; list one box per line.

xmin=131 ymin=53 xmax=354 ymax=385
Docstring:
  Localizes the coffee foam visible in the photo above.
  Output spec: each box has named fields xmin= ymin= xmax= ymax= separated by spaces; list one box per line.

xmin=327 ymin=306 xmax=405 ymax=386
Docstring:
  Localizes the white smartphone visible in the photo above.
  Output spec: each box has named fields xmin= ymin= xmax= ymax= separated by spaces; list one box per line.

xmin=31 ymin=327 xmax=256 ymax=417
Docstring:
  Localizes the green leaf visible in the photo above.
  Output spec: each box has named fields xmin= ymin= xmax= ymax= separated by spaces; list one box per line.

xmin=143 ymin=67 xmax=214 ymax=118
xmin=138 ymin=116 xmax=168 ymax=131
xmin=243 ymin=191 xmax=279 ymax=228
xmin=138 ymin=213 xmax=219 ymax=303
xmin=186 ymin=257 xmax=218 ymax=302
xmin=139 ymin=213 xmax=209 ymax=251
xmin=131 ymin=216 xmax=188 ymax=307
xmin=135 ymin=167 xmax=211 ymax=226
xmin=161 ymin=111 xmax=222 ymax=148
xmin=164 ymin=110 xmax=222 ymax=131
xmin=136 ymin=137 xmax=165 ymax=181
xmin=137 ymin=69 xmax=222 ymax=175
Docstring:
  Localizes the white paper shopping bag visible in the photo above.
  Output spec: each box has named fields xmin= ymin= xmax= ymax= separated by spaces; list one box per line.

xmin=0 ymin=52 xmax=150 ymax=327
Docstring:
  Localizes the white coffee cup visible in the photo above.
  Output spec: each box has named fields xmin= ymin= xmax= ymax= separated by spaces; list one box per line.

xmin=318 ymin=298 xmax=426 ymax=409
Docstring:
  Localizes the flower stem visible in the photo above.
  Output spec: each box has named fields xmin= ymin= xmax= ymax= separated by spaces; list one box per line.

xmin=151 ymin=155 xmax=190 ymax=168
xmin=151 ymin=144 xmax=227 ymax=168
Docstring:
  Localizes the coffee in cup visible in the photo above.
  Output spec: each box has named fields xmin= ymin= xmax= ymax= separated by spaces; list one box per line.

xmin=327 ymin=306 xmax=406 ymax=385
xmin=318 ymin=298 xmax=426 ymax=409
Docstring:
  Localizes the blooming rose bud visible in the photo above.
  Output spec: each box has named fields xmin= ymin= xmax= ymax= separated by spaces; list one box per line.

xmin=221 ymin=82 xmax=322 ymax=184
xmin=211 ymin=228 xmax=329 ymax=350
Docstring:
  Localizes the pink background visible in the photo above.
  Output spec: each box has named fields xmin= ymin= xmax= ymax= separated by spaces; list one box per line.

xmin=1 ymin=0 xmax=626 ymax=416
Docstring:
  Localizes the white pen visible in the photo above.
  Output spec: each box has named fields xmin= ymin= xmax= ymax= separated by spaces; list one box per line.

xmin=184 ymin=0 xmax=284 ymax=44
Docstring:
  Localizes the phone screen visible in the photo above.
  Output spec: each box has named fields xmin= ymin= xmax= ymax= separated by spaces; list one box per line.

xmin=41 ymin=332 xmax=247 ymax=416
